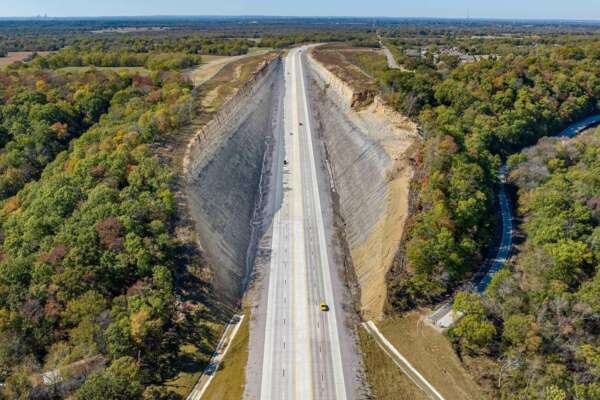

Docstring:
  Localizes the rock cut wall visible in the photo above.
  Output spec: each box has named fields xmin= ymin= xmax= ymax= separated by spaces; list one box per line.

xmin=307 ymin=50 xmax=419 ymax=319
xmin=184 ymin=57 xmax=282 ymax=303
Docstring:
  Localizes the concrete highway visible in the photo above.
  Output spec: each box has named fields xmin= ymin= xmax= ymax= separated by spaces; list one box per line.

xmin=259 ymin=46 xmax=348 ymax=400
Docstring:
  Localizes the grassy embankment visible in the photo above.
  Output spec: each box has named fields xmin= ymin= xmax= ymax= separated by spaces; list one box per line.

xmin=378 ymin=312 xmax=489 ymax=400
xmin=164 ymin=313 xmax=250 ymax=399
xmin=164 ymin=321 xmax=227 ymax=397
xmin=358 ymin=326 xmax=428 ymax=400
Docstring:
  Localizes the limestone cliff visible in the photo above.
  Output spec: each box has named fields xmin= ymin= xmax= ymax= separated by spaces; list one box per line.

xmin=183 ymin=57 xmax=282 ymax=303
xmin=307 ymin=50 xmax=419 ymax=319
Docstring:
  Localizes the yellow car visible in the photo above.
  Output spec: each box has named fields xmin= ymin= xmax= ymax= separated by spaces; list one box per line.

xmin=319 ymin=303 xmax=329 ymax=312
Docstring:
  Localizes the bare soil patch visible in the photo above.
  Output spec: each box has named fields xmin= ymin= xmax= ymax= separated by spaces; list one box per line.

xmin=186 ymin=50 xmax=271 ymax=87
xmin=199 ymin=52 xmax=278 ymax=112
xmin=311 ymin=46 xmax=381 ymax=95
xmin=186 ymin=55 xmax=240 ymax=87
xmin=0 ymin=51 xmax=52 ymax=68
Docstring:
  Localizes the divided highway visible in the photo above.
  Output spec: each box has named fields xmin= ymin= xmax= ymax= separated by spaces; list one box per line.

xmin=259 ymin=47 xmax=348 ymax=399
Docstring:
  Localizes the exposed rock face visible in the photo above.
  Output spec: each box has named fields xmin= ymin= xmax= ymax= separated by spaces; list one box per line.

xmin=350 ymin=89 xmax=376 ymax=109
xmin=183 ymin=57 xmax=282 ymax=303
xmin=307 ymin=51 xmax=419 ymax=319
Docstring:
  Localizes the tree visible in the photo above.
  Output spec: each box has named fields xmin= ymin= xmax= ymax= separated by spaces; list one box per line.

xmin=449 ymin=292 xmax=496 ymax=353
xmin=1 ymin=362 xmax=36 ymax=400
xmin=502 ymin=314 xmax=541 ymax=353
xmin=543 ymin=240 xmax=591 ymax=286
xmin=577 ymin=344 xmax=600 ymax=377
xmin=544 ymin=385 xmax=567 ymax=400
xmin=76 ymin=356 xmax=143 ymax=400
xmin=450 ymin=313 xmax=496 ymax=353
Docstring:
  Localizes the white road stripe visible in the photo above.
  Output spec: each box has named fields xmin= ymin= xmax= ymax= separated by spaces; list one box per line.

xmin=365 ymin=321 xmax=445 ymax=400
xmin=187 ymin=315 xmax=245 ymax=400
xmin=260 ymin=46 xmax=347 ymax=400
xmin=297 ymin=47 xmax=348 ymax=400
xmin=290 ymin=47 xmax=314 ymax=400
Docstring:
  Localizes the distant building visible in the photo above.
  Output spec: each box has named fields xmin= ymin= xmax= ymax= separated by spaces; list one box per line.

xmin=404 ymin=49 xmax=420 ymax=57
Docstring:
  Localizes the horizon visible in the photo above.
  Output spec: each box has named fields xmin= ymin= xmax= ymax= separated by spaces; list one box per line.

xmin=3 ymin=0 xmax=600 ymax=20
xmin=1 ymin=14 xmax=600 ymax=23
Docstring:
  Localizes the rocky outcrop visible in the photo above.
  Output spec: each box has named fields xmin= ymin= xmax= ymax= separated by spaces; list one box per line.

xmin=183 ymin=57 xmax=282 ymax=303
xmin=307 ymin=50 xmax=419 ymax=319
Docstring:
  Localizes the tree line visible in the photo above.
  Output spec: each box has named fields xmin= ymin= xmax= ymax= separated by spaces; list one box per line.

xmin=260 ymin=31 xmax=379 ymax=49
xmin=0 ymin=29 xmax=254 ymax=56
xmin=27 ymin=48 xmax=202 ymax=71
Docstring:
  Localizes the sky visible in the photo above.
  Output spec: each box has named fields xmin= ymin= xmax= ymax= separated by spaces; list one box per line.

xmin=2 ymin=0 xmax=600 ymax=20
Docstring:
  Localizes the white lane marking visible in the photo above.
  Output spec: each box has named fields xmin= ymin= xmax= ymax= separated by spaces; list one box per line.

xmin=297 ymin=46 xmax=348 ymax=400
xmin=260 ymin=56 xmax=288 ymax=400
xmin=189 ymin=315 xmax=245 ymax=400
xmin=284 ymin=53 xmax=296 ymax=400
xmin=290 ymin=47 xmax=314 ymax=400
xmin=365 ymin=321 xmax=446 ymax=400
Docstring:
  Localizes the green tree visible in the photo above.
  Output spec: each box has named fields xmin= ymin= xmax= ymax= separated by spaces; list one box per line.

xmin=76 ymin=356 xmax=143 ymax=400
xmin=449 ymin=292 xmax=496 ymax=353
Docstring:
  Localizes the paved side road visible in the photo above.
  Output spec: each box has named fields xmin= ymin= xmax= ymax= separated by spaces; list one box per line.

xmin=429 ymin=114 xmax=600 ymax=329
xmin=259 ymin=46 xmax=348 ymax=400
xmin=380 ymin=42 xmax=400 ymax=69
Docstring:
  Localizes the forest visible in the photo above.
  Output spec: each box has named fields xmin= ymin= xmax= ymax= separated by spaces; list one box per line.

xmin=358 ymin=26 xmax=600 ymax=400
xmin=449 ymin=129 xmax=600 ymax=399
xmin=363 ymin=35 xmax=600 ymax=311
xmin=0 ymin=61 xmax=219 ymax=399
xmin=0 ymin=69 xmax=129 ymax=199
